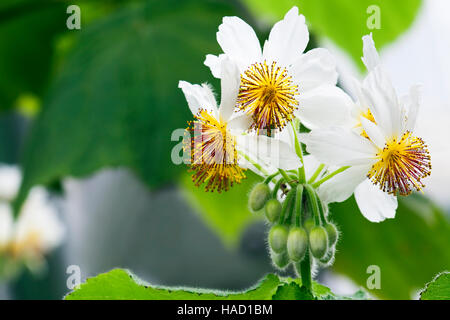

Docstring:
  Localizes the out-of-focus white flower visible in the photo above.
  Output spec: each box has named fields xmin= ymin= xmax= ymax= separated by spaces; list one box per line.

xmin=304 ymin=35 xmax=431 ymax=222
xmin=0 ymin=203 xmax=13 ymax=251
xmin=10 ymin=187 xmax=65 ymax=260
xmin=205 ymin=6 xmax=352 ymax=133
xmin=0 ymin=164 xmax=64 ymax=268
xmin=0 ymin=165 xmax=21 ymax=201
xmin=179 ymin=58 xmax=301 ymax=192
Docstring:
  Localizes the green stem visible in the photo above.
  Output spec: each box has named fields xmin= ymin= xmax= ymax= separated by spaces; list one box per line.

xmin=264 ymin=172 xmax=280 ymax=184
xmin=271 ymin=178 xmax=283 ymax=198
xmin=291 ymin=121 xmax=306 ymax=183
xmin=295 ymin=184 xmax=304 ymax=227
xmin=284 ymin=190 xmax=296 ymax=225
xmin=278 ymin=188 xmax=295 ymax=224
xmin=305 ymin=184 xmax=321 ymax=226
xmin=312 ymin=166 xmax=350 ymax=188
xmin=299 ymin=251 xmax=312 ymax=292
xmin=307 ymin=164 xmax=325 ymax=184
xmin=279 ymin=169 xmax=295 ymax=187
xmin=238 ymin=150 xmax=269 ymax=176
xmin=315 ymin=190 xmax=327 ymax=224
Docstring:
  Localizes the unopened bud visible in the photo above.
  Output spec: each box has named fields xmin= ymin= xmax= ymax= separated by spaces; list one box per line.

xmin=265 ymin=199 xmax=281 ymax=223
xmin=287 ymin=227 xmax=308 ymax=262
xmin=319 ymin=247 xmax=335 ymax=265
xmin=309 ymin=226 xmax=328 ymax=259
xmin=248 ymin=183 xmax=271 ymax=212
xmin=268 ymin=225 xmax=288 ymax=253
xmin=324 ymin=223 xmax=338 ymax=246
xmin=270 ymin=250 xmax=289 ymax=270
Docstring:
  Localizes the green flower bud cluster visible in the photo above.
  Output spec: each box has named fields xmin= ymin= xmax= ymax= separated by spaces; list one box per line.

xmin=248 ymin=180 xmax=339 ymax=272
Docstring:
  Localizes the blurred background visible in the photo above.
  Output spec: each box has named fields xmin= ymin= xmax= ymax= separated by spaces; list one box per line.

xmin=0 ymin=0 xmax=449 ymax=300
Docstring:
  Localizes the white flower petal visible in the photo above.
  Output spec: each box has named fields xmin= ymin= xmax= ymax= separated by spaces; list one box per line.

xmin=262 ymin=6 xmax=309 ymax=66
xmin=303 ymin=155 xmax=322 ymax=180
xmin=236 ymin=135 xmax=301 ymax=171
xmin=354 ymin=179 xmax=398 ymax=222
xmin=361 ymin=33 xmax=380 ymax=71
xmin=275 ymin=124 xmax=296 ymax=149
xmin=217 ymin=16 xmax=262 ymax=71
xmin=219 ymin=58 xmax=240 ymax=121
xmin=14 ymin=187 xmax=65 ymax=253
xmin=296 ymin=85 xmax=353 ymax=129
xmin=404 ymin=84 xmax=422 ymax=132
xmin=360 ymin=117 xmax=385 ymax=149
xmin=0 ymin=203 xmax=13 ymax=248
xmin=318 ymin=164 xmax=371 ymax=204
xmin=304 ymin=127 xmax=377 ymax=166
xmin=291 ymin=48 xmax=338 ymax=91
xmin=0 ymin=165 xmax=22 ymax=201
xmin=178 ymin=81 xmax=217 ymax=116
xmin=227 ymin=114 xmax=252 ymax=132
xmin=362 ymin=66 xmax=401 ymax=137
xmin=204 ymin=54 xmax=226 ymax=79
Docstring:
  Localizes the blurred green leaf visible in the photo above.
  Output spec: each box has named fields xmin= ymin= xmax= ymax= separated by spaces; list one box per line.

xmin=243 ymin=0 xmax=422 ymax=69
xmin=15 ymin=0 xmax=236 ymax=212
xmin=179 ymin=171 xmax=263 ymax=247
xmin=66 ymin=268 xmax=350 ymax=300
xmin=420 ymin=272 xmax=450 ymax=300
xmin=330 ymin=195 xmax=450 ymax=299
xmin=0 ymin=1 xmax=66 ymax=109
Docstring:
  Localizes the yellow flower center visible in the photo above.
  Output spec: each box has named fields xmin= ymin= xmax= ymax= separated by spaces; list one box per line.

xmin=185 ymin=109 xmax=246 ymax=192
xmin=237 ymin=61 xmax=298 ymax=133
xmin=368 ymin=131 xmax=431 ymax=196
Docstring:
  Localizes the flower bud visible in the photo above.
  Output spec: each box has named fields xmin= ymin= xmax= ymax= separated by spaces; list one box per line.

xmin=248 ymin=183 xmax=271 ymax=212
xmin=309 ymin=226 xmax=328 ymax=259
xmin=287 ymin=227 xmax=308 ymax=262
xmin=324 ymin=223 xmax=338 ymax=246
xmin=264 ymin=199 xmax=281 ymax=223
xmin=303 ymin=218 xmax=315 ymax=233
xmin=268 ymin=225 xmax=288 ymax=253
xmin=319 ymin=248 xmax=335 ymax=266
xmin=270 ymin=250 xmax=289 ymax=270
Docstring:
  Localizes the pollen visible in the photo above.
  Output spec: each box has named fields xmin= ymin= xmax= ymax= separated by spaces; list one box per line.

xmin=355 ymin=109 xmax=376 ymax=139
xmin=367 ymin=131 xmax=431 ymax=196
xmin=185 ymin=109 xmax=246 ymax=192
xmin=237 ymin=61 xmax=298 ymax=134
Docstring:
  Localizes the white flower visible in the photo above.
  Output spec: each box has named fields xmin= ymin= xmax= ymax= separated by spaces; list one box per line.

xmin=11 ymin=187 xmax=65 ymax=259
xmin=179 ymin=58 xmax=301 ymax=191
xmin=0 ymin=165 xmax=64 ymax=261
xmin=0 ymin=165 xmax=21 ymax=201
xmin=204 ymin=6 xmax=352 ymax=132
xmin=303 ymin=34 xmax=431 ymax=222
xmin=0 ymin=203 xmax=13 ymax=250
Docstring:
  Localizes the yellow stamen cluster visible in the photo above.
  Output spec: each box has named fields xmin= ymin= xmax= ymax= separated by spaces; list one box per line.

xmin=368 ymin=131 xmax=431 ymax=196
xmin=237 ymin=61 xmax=298 ymax=133
xmin=185 ymin=109 xmax=246 ymax=192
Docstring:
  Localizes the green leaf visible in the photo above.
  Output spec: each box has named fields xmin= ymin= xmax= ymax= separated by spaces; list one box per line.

xmin=243 ymin=0 xmax=422 ymax=69
xmin=331 ymin=195 xmax=450 ymax=299
xmin=272 ymin=282 xmax=314 ymax=300
xmin=179 ymin=171 xmax=263 ymax=247
xmin=0 ymin=1 xmax=66 ymax=109
xmin=65 ymin=268 xmax=366 ymax=300
xmin=65 ymin=269 xmax=281 ymax=300
xmin=420 ymin=272 xmax=450 ymax=300
xmin=14 ymin=0 xmax=235 ymax=212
